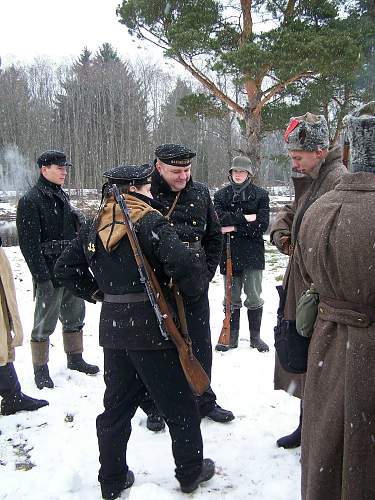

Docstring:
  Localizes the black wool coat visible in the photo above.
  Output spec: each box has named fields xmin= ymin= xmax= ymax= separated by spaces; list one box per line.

xmin=214 ymin=181 xmax=270 ymax=274
xmin=151 ymin=171 xmax=222 ymax=281
xmin=54 ymin=193 xmax=207 ymax=351
xmin=16 ymin=175 xmax=81 ymax=285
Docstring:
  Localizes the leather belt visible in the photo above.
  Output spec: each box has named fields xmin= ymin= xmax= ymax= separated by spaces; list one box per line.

xmin=182 ymin=241 xmax=201 ymax=249
xmin=103 ymin=292 xmax=148 ymax=303
xmin=319 ymin=296 xmax=375 ymax=327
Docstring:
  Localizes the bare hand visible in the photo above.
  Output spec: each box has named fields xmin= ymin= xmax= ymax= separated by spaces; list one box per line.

xmin=245 ymin=214 xmax=256 ymax=222
xmin=221 ymin=226 xmax=236 ymax=233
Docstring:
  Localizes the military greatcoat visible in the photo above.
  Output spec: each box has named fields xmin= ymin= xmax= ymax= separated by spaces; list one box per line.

xmin=294 ymin=172 xmax=375 ymax=500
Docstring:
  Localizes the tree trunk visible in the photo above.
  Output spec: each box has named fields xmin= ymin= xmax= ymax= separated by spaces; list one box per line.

xmin=244 ymin=106 xmax=262 ymax=172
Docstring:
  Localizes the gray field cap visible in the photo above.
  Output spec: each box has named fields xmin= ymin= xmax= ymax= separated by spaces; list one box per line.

xmin=343 ymin=101 xmax=375 ymax=172
xmin=229 ymin=156 xmax=254 ymax=176
xmin=284 ymin=112 xmax=329 ymax=152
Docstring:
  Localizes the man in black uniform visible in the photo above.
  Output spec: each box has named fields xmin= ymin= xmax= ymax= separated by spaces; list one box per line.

xmin=16 ymin=150 xmax=99 ymax=390
xmin=54 ymin=164 xmax=215 ymax=499
xmin=214 ymin=156 xmax=270 ymax=351
xmin=141 ymin=144 xmax=234 ymax=429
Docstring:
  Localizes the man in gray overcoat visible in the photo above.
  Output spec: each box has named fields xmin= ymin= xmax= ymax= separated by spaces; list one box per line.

xmin=270 ymin=113 xmax=346 ymax=448
xmin=294 ymin=102 xmax=375 ymax=500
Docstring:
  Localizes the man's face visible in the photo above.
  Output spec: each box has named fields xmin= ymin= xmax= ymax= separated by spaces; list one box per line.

xmin=231 ymin=169 xmax=249 ymax=184
xmin=41 ymin=164 xmax=68 ymax=186
xmin=156 ymin=160 xmax=191 ymax=192
xmin=288 ymin=149 xmax=324 ymax=175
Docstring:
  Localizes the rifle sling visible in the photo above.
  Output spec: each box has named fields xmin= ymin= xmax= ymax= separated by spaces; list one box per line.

xmin=165 ymin=192 xmax=181 ymax=220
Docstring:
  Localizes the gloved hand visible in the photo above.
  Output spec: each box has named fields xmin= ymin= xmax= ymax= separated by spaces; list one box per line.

xmin=92 ymin=289 xmax=104 ymax=302
xmin=272 ymin=230 xmax=293 ymax=256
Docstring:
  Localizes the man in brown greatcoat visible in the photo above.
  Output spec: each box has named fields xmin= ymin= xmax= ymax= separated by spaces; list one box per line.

xmin=294 ymin=101 xmax=375 ymax=500
xmin=270 ymin=113 xmax=346 ymax=448
xmin=0 ymin=239 xmax=48 ymax=417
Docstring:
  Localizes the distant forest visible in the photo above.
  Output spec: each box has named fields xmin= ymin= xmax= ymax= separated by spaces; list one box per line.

xmin=0 ymin=26 xmax=373 ymax=193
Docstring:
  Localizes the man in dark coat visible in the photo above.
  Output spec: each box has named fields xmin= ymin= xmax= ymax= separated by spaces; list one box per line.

xmin=270 ymin=114 xmax=346 ymax=449
xmin=294 ymin=101 xmax=375 ymax=500
xmin=214 ymin=156 xmax=270 ymax=352
xmin=140 ymin=143 xmax=234 ymax=429
xmin=16 ymin=150 xmax=99 ymax=390
xmin=54 ymin=164 xmax=215 ymax=499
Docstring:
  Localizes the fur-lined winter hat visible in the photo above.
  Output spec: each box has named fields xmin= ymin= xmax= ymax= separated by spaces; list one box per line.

xmin=343 ymin=101 xmax=375 ymax=173
xmin=284 ymin=113 xmax=329 ymax=152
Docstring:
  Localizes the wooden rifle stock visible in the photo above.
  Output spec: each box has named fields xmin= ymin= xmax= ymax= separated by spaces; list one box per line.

xmin=217 ymin=233 xmax=232 ymax=348
xmin=342 ymin=140 xmax=350 ymax=169
xmin=111 ymin=185 xmax=210 ymax=396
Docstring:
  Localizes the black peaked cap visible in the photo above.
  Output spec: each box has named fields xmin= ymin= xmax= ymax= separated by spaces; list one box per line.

xmin=37 ymin=150 xmax=72 ymax=168
xmin=155 ymin=143 xmax=196 ymax=166
xmin=102 ymin=163 xmax=154 ymax=185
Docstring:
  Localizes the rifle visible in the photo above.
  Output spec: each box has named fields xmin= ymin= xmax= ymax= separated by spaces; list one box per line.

xmin=111 ymin=184 xmax=210 ymax=396
xmin=342 ymin=140 xmax=350 ymax=169
xmin=216 ymin=233 xmax=232 ymax=351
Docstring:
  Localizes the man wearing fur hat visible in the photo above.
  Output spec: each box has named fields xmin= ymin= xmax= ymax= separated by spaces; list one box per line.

xmin=293 ymin=102 xmax=375 ymax=500
xmin=270 ymin=113 xmax=346 ymax=449
xmin=213 ymin=156 xmax=270 ymax=352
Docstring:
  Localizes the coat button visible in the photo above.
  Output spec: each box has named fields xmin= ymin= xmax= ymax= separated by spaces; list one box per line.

xmin=319 ymin=307 xmax=324 ymax=313
xmin=192 ymin=220 xmax=197 ymax=225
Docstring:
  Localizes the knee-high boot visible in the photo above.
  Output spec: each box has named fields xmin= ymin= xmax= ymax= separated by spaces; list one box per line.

xmin=248 ymin=307 xmax=269 ymax=352
xmin=63 ymin=330 xmax=99 ymax=375
xmin=31 ymin=339 xmax=54 ymax=389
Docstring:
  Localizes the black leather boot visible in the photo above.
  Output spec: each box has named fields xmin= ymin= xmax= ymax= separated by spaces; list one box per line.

xmin=248 ymin=307 xmax=269 ymax=352
xmin=67 ymin=353 xmax=99 ymax=375
xmin=1 ymin=391 xmax=49 ymax=415
xmin=101 ymin=469 xmax=135 ymax=499
xmin=34 ymin=364 xmax=54 ymax=389
xmin=277 ymin=401 xmax=303 ymax=449
xmin=180 ymin=458 xmax=215 ymax=493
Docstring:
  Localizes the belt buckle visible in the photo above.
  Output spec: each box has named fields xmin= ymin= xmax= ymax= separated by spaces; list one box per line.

xmin=182 ymin=241 xmax=190 ymax=248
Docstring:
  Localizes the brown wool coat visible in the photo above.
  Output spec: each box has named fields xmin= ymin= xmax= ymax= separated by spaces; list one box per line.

xmin=294 ymin=172 xmax=375 ymax=500
xmin=270 ymin=146 xmax=346 ymax=397
xmin=0 ymin=248 xmax=23 ymax=366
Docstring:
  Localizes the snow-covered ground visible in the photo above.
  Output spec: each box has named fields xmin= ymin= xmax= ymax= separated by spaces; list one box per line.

xmin=1 ymin=242 xmax=301 ymax=500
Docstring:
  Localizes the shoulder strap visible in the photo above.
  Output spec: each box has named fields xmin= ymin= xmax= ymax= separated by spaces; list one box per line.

xmin=165 ymin=192 xmax=181 ymax=220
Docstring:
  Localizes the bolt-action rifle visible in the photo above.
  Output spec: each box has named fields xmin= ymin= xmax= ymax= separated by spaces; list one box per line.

xmin=216 ymin=233 xmax=232 ymax=350
xmin=342 ymin=140 xmax=350 ymax=169
xmin=111 ymin=184 xmax=210 ymax=396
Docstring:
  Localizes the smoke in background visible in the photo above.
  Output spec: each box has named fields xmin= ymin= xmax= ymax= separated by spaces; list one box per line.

xmin=0 ymin=145 xmax=37 ymax=196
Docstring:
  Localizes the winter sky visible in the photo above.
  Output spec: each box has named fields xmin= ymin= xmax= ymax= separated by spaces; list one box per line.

xmin=0 ymin=0 xmax=161 ymax=66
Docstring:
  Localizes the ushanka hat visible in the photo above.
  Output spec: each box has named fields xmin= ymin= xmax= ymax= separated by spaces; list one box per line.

xmin=284 ymin=113 xmax=329 ymax=152
xmin=343 ymin=101 xmax=375 ymax=173
xmin=102 ymin=163 xmax=154 ymax=185
xmin=155 ymin=144 xmax=196 ymax=167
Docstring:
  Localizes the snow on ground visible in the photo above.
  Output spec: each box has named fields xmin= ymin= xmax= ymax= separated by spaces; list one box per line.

xmin=1 ymin=242 xmax=301 ymax=500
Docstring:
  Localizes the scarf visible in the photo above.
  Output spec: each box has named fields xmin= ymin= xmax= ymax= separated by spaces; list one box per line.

xmin=97 ymin=194 xmax=158 ymax=252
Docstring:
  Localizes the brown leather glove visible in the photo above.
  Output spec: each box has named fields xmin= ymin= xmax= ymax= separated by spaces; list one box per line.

xmin=272 ymin=231 xmax=292 ymax=256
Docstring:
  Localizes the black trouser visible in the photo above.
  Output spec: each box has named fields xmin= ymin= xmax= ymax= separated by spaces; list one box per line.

xmin=141 ymin=289 xmax=217 ymax=417
xmin=97 ymin=347 xmax=203 ymax=490
xmin=0 ymin=363 xmax=21 ymax=399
